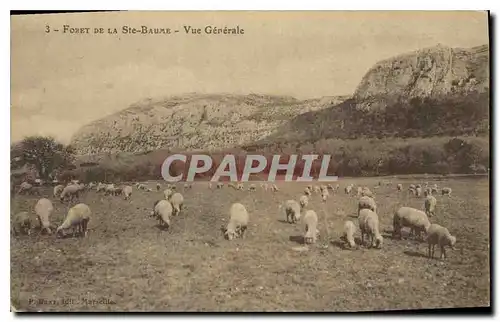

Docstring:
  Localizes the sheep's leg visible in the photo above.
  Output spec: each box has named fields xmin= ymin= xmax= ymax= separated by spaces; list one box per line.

xmin=427 ymin=243 xmax=431 ymax=258
xmin=441 ymin=246 xmax=446 ymax=260
xmin=240 ymin=226 xmax=247 ymax=239
xmin=361 ymin=232 xmax=365 ymax=246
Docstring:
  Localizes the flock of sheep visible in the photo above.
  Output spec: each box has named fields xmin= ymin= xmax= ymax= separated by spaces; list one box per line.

xmin=11 ymin=178 xmax=456 ymax=260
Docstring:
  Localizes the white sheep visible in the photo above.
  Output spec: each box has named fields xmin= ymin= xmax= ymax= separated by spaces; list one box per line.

xmin=442 ymin=187 xmax=452 ymax=196
xmin=397 ymin=183 xmax=403 ymax=191
xmin=361 ymin=187 xmax=373 ymax=198
xmin=87 ymin=182 xmax=96 ymax=190
xmin=345 ymin=185 xmax=353 ymax=194
xmin=56 ymin=203 xmax=91 ymax=238
xmin=358 ymin=196 xmax=377 ymax=215
xmin=17 ymin=181 xmax=33 ymax=195
xmin=248 ymin=184 xmax=256 ymax=192
xmin=216 ymin=182 xmax=224 ymax=189
xmin=409 ymin=184 xmax=416 ymax=190
xmin=281 ymin=196 xmax=308 ymax=224
xmin=60 ymin=185 xmax=80 ymax=202
xmin=224 ymin=203 xmax=249 ymax=240
xmin=356 ymin=186 xmax=363 ymax=196
xmin=304 ymin=187 xmax=312 ymax=196
xmin=163 ymin=188 xmax=173 ymax=200
xmin=313 ymin=186 xmax=321 ymax=194
xmin=392 ymin=206 xmax=431 ymax=240
xmin=168 ymin=192 xmax=184 ymax=216
xmin=303 ymin=210 xmax=319 ymax=244
xmin=137 ymin=183 xmax=146 ymax=191
xmin=327 ymin=184 xmax=334 ymax=191
xmin=424 ymin=195 xmax=437 ymax=217
xmin=156 ymin=183 xmax=161 ymax=191
xmin=321 ymin=191 xmax=328 ymax=202
xmin=237 ymin=183 xmax=244 ymax=190
xmin=53 ymin=184 xmax=64 ymax=198
xmin=12 ymin=211 xmax=33 ymax=236
xmin=426 ymin=223 xmax=457 ymax=260
xmin=408 ymin=187 xmax=416 ymax=196
xmin=96 ymin=182 xmax=106 ymax=192
xmin=151 ymin=199 xmax=172 ymax=228
xmin=34 ymin=198 xmax=54 ymax=234
xmin=358 ymin=209 xmax=383 ymax=248
xmin=342 ymin=220 xmax=357 ymax=248
xmin=415 ymin=186 xmax=422 ymax=197
xmin=122 ymin=185 xmax=133 ymax=200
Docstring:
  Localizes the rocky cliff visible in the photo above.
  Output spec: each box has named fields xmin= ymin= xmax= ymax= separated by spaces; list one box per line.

xmin=353 ymin=44 xmax=489 ymax=111
xmin=70 ymin=93 xmax=348 ymax=155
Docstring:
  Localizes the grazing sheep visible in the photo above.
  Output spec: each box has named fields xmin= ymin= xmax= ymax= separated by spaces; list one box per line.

xmin=137 ymin=183 xmax=146 ymax=191
xmin=122 ymin=185 xmax=133 ymax=200
xmin=358 ymin=196 xmax=377 ymax=215
xmin=327 ymin=184 xmax=334 ymax=191
xmin=60 ymin=185 xmax=80 ymax=202
xmin=408 ymin=187 xmax=416 ymax=196
xmin=236 ymin=183 xmax=244 ymax=190
xmin=225 ymin=203 xmax=249 ymax=240
xmin=103 ymin=184 xmax=116 ymax=196
xmin=335 ymin=184 xmax=340 ymax=191
xmin=321 ymin=191 xmax=328 ymax=202
xmin=303 ymin=210 xmax=319 ymax=244
xmin=163 ymin=188 xmax=173 ymax=200
xmin=306 ymin=185 xmax=313 ymax=191
xmin=12 ymin=212 xmax=33 ymax=236
xmin=281 ymin=196 xmax=308 ymax=224
xmin=358 ymin=209 xmax=383 ymax=248
xmin=416 ymin=184 xmax=422 ymax=189
xmin=56 ymin=203 xmax=91 ymax=238
xmin=216 ymin=182 xmax=224 ymax=189
xmin=345 ymin=185 xmax=353 ymax=194
xmin=424 ymin=195 xmax=437 ymax=217
xmin=409 ymin=184 xmax=416 ymax=190
xmin=96 ymin=182 xmax=106 ymax=192
xmin=415 ymin=186 xmax=422 ymax=197
xmin=168 ymin=192 xmax=184 ymax=216
xmin=17 ymin=181 xmax=33 ymax=195
xmin=53 ymin=184 xmax=64 ymax=198
xmin=392 ymin=206 xmax=431 ymax=240
xmin=342 ymin=221 xmax=357 ymax=248
xmin=356 ymin=186 xmax=363 ymax=196
xmin=431 ymin=186 xmax=439 ymax=194
xmin=313 ymin=186 xmax=321 ymax=194
xmin=71 ymin=179 xmax=80 ymax=185
xmin=34 ymin=198 xmax=54 ymax=234
xmin=304 ymin=187 xmax=312 ymax=196
xmin=151 ymin=199 xmax=172 ymax=228
xmin=156 ymin=183 xmax=161 ymax=191
xmin=426 ymin=224 xmax=457 ymax=260
xmin=248 ymin=184 xmax=256 ymax=192
xmin=442 ymin=187 xmax=452 ymax=196
xmin=397 ymin=183 xmax=403 ymax=191
xmin=361 ymin=187 xmax=373 ymax=198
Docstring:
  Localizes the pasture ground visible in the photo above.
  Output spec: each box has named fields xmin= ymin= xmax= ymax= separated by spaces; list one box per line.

xmin=10 ymin=176 xmax=490 ymax=311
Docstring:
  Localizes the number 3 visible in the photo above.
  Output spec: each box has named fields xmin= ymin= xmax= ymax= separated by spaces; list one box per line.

xmin=45 ymin=25 xmax=50 ymax=33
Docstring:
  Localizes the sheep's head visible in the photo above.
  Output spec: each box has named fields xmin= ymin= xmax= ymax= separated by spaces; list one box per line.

xmin=225 ymin=229 xmax=237 ymax=240
xmin=449 ymin=235 xmax=457 ymax=249
xmin=55 ymin=226 xmax=65 ymax=238
xmin=374 ymin=234 xmax=384 ymax=248
xmin=348 ymin=238 xmax=356 ymax=248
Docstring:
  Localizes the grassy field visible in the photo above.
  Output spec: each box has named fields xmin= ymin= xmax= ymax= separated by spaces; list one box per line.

xmin=10 ymin=176 xmax=490 ymax=312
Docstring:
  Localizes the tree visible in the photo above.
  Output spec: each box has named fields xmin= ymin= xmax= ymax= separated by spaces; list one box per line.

xmin=17 ymin=136 xmax=75 ymax=180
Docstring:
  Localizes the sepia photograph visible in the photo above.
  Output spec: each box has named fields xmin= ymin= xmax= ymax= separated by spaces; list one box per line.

xmin=10 ymin=10 xmax=490 ymax=312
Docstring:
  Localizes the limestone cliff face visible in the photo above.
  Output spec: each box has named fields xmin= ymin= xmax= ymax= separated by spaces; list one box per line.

xmin=70 ymin=93 xmax=347 ymax=155
xmin=353 ymin=44 xmax=489 ymax=111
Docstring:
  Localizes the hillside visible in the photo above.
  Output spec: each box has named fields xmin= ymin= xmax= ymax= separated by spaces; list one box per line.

xmin=70 ymin=93 xmax=349 ymax=155
xmin=258 ymin=44 xmax=489 ymax=145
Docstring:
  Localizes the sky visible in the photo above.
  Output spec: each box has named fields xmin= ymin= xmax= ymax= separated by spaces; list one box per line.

xmin=11 ymin=11 xmax=489 ymax=144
